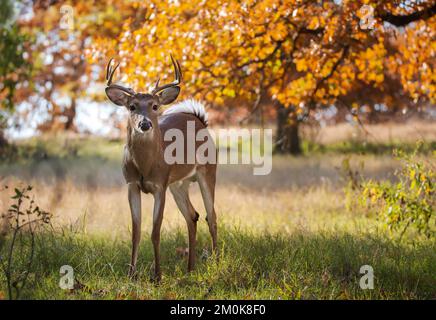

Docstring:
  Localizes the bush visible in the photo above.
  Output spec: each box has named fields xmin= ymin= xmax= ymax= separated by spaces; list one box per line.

xmin=0 ymin=184 xmax=51 ymax=299
xmin=345 ymin=144 xmax=435 ymax=239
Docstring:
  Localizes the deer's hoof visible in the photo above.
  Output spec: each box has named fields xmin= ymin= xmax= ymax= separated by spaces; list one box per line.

xmin=150 ymin=273 xmax=162 ymax=284
xmin=128 ymin=265 xmax=138 ymax=280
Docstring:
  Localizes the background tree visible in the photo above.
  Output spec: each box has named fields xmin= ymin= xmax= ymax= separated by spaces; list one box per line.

xmin=12 ymin=0 xmax=137 ymax=132
xmin=89 ymin=0 xmax=435 ymax=154
xmin=3 ymin=0 xmax=435 ymax=154
xmin=0 ymin=0 xmax=30 ymax=147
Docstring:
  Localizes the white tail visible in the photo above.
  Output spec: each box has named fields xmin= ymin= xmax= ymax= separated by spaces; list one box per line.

xmin=163 ymin=99 xmax=209 ymax=127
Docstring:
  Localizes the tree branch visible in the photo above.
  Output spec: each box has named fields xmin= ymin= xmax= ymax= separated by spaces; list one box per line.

xmin=312 ymin=45 xmax=350 ymax=98
xmin=236 ymin=40 xmax=284 ymax=69
xmin=378 ymin=4 xmax=436 ymax=27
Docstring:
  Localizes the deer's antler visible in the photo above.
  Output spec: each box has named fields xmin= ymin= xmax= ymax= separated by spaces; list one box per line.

xmin=105 ymin=58 xmax=135 ymax=95
xmin=152 ymin=54 xmax=182 ymax=95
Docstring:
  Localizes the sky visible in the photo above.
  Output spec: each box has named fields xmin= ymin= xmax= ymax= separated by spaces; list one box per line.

xmin=6 ymin=99 xmax=125 ymax=139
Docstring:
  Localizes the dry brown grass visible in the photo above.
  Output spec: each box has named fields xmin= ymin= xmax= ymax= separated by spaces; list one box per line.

xmin=0 ymin=154 xmax=399 ymax=238
xmin=2 ymin=119 xmax=435 ymax=237
xmin=301 ymin=119 xmax=436 ymax=145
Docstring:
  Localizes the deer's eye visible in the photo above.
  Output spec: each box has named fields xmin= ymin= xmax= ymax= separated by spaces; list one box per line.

xmin=152 ymin=104 xmax=159 ymax=111
xmin=129 ymin=104 xmax=136 ymax=111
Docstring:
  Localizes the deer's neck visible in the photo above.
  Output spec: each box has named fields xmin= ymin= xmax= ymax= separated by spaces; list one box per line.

xmin=127 ymin=124 xmax=163 ymax=178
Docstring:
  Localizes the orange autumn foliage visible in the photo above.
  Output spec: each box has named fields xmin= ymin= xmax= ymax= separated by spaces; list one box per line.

xmin=86 ymin=0 xmax=435 ymax=113
xmin=9 ymin=0 xmax=435 ymax=133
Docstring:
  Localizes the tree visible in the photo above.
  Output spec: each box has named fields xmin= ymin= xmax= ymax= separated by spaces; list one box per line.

xmin=0 ymin=0 xmax=30 ymax=146
xmin=13 ymin=0 xmax=137 ymax=132
xmin=89 ymin=0 xmax=435 ymax=154
xmin=6 ymin=1 xmax=434 ymax=149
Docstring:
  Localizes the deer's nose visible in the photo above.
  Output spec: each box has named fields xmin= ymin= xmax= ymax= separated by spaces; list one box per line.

xmin=139 ymin=119 xmax=152 ymax=131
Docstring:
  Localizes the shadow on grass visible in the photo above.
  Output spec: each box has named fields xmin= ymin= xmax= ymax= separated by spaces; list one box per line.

xmin=2 ymin=226 xmax=434 ymax=299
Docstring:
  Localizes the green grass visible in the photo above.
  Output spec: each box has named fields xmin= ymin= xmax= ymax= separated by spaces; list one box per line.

xmin=302 ymin=140 xmax=436 ymax=156
xmin=0 ymin=135 xmax=123 ymax=163
xmin=2 ymin=134 xmax=435 ymax=166
xmin=1 ymin=226 xmax=435 ymax=300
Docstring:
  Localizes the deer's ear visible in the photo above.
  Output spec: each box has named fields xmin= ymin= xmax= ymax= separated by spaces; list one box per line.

xmin=158 ymin=86 xmax=180 ymax=105
xmin=105 ymin=87 xmax=131 ymax=106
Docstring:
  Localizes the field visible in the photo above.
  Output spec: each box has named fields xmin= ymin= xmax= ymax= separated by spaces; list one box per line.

xmin=0 ymin=121 xmax=435 ymax=299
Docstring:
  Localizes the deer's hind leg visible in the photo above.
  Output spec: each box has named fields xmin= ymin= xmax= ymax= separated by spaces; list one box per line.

xmin=196 ymin=164 xmax=217 ymax=252
xmin=169 ymin=179 xmax=199 ymax=272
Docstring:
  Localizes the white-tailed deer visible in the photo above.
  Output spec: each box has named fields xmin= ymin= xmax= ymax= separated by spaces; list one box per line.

xmin=105 ymin=56 xmax=217 ymax=280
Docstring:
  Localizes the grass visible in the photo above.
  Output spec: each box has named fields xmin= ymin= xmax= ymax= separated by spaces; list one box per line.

xmin=302 ymin=140 xmax=436 ymax=155
xmin=0 ymin=125 xmax=435 ymax=300
xmin=3 ymin=226 xmax=435 ymax=300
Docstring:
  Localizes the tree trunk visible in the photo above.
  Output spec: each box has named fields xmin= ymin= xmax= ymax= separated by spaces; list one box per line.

xmin=64 ymin=97 xmax=76 ymax=131
xmin=275 ymin=104 xmax=302 ymax=155
xmin=0 ymin=129 xmax=7 ymax=150
xmin=0 ymin=127 xmax=11 ymax=160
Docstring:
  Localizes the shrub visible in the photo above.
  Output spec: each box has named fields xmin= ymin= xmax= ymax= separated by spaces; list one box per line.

xmin=0 ymin=184 xmax=51 ymax=299
xmin=345 ymin=144 xmax=435 ymax=239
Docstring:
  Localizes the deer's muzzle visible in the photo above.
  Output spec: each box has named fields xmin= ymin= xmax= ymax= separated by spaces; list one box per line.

xmin=139 ymin=119 xmax=152 ymax=132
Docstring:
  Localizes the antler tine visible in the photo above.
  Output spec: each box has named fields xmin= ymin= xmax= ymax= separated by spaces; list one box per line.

xmin=106 ymin=59 xmax=120 ymax=86
xmin=176 ymin=58 xmax=182 ymax=81
xmin=106 ymin=58 xmax=113 ymax=81
xmin=154 ymin=78 xmax=160 ymax=89
xmin=170 ymin=53 xmax=183 ymax=82
xmin=152 ymin=55 xmax=182 ymax=95
xmin=170 ymin=54 xmax=179 ymax=82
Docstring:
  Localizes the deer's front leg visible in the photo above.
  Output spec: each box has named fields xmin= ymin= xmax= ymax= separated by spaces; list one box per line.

xmin=151 ymin=188 xmax=166 ymax=281
xmin=127 ymin=182 xmax=142 ymax=278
